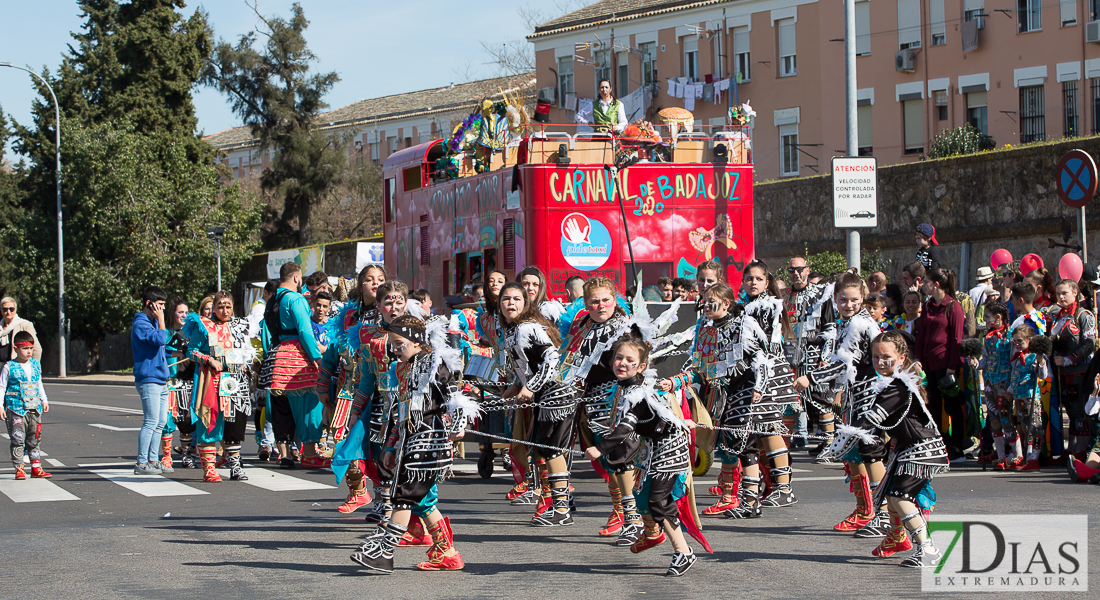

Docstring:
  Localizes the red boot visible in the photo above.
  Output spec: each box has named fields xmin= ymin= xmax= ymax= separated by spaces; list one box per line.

xmin=630 ymin=531 xmax=667 ymax=554
xmin=416 ymin=517 xmax=465 ymax=571
xmin=160 ymin=437 xmax=173 ymax=471
xmin=200 ymin=447 xmax=222 ymax=483
xmin=400 ymin=516 xmax=434 ymax=546
xmin=337 ymin=490 xmax=371 ymax=514
xmin=14 ymin=465 xmax=26 ymax=480
xmin=30 ymin=462 xmax=51 ymax=478
xmin=598 ymin=511 xmax=624 ymax=536
xmin=835 ymin=474 xmax=874 ymax=531
xmin=505 ymin=480 xmax=528 ymax=500
xmin=702 ymin=480 xmax=739 ymax=515
xmin=1068 ymin=456 xmax=1100 ymax=482
xmin=872 ymin=528 xmax=912 ymax=557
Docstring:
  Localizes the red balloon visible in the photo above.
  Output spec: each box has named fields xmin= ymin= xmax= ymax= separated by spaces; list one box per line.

xmin=1059 ymin=253 xmax=1084 ymax=282
xmin=990 ymin=249 xmax=1013 ymax=270
xmin=1020 ymin=253 xmax=1044 ymax=275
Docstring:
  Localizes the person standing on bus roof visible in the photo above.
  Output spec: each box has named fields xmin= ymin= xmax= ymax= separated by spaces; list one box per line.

xmin=594 ymin=79 xmax=627 ymax=134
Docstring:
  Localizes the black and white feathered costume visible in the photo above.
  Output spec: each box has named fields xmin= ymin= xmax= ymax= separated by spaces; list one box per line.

xmin=787 ymin=283 xmax=836 ymax=410
xmin=821 ymin=366 xmax=949 ymax=503
xmin=744 ymin=294 xmax=799 ymax=406
xmin=502 ymin=321 xmax=578 ymax=459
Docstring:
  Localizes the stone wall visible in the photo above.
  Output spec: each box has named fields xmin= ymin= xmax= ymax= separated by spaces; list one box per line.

xmin=754 ymin=136 xmax=1100 ymax=289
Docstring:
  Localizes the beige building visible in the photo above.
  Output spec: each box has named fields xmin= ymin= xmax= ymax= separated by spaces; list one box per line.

xmin=204 ymin=73 xmax=535 ymax=177
xmin=529 ymin=0 xmax=1100 ymax=180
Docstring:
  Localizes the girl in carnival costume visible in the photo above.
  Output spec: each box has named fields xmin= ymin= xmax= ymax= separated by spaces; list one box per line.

xmin=794 ymin=271 xmax=890 ymax=537
xmin=497 ymin=282 xmax=579 ymax=526
xmin=350 ymin=315 xmax=478 ymax=573
xmin=820 ymin=330 xmax=949 ymax=567
xmin=587 ymin=338 xmax=711 ymax=576
xmin=187 ymin=291 xmax=256 ymax=483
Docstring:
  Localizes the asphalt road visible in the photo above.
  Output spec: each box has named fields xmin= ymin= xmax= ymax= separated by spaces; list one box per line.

xmin=0 ymin=383 xmax=1096 ymax=599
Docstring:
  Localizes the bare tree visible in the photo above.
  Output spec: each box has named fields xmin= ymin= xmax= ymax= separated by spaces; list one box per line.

xmin=480 ymin=0 xmax=588 ymax=76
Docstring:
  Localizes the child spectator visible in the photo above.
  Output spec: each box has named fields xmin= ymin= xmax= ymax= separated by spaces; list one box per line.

xmin=0 ymin=331 xmax=50 ymax=480
xmin=1009 ymin=282 xmax=1047 ymax=335
xmin=899 ymin=291 xmax=922 ymax=333
xmin=1005 ymin=327 xmax=1044 ymax=471
xmin=672 ymin=278 xmax=694 ymax=300
xmin=1024 ymin=267 xmax=1055 ymax=309
xmin=883 ymin=283 xmax=905 ymax=321
xmin=310 ymin=290 xmax=332 ymax=355
xmin=976 ymin=303 xmax=1014 ymax=466
xmin=864 ymin=295 xmax=887 ymax=329
xmin=914 ymin=223 xmax=942 ymax=269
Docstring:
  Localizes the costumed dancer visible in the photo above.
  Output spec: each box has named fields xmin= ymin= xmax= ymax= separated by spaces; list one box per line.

xmin=794 ymin=270 xmax=889 ymax=536
xmin=740 ymin=261 xmax=800 ymax=510
xmin=1005 ymin=327 xmax=1048 ymax=471
xmin=558 ymin=277 xmax=640 ymax=540
xmin=259 ymin=263 xmax=328 ymax=471
xmin=820 ymin=330 xmax=949 ymax=567
xmin=187 ymin=291 xmax=256 ymax=482
xmin=498 ymin=282 xmax=578 ymax=526
xmin=166 ymin=297 xmax=198 ymax=469
xmin=478 ymin=270 xmax=533 ymax=502
xmin=663 ymin=282 xmax=772 ymax=517
xmin=586 ymin=339 xmax=711 ymax=576
xmin=350 ymin=315 xmax=478 ymax=573
xmin=335 ymin=282 xmax=409 ymax=529
xmin=1049 ymin=279 xmax=1096 ymax=456
xmin=783 ymin=258 xmax=836 ymax=455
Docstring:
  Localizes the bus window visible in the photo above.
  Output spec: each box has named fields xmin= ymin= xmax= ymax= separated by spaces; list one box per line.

xmin=384 ymin=177 xmax=395 ymax=223
xmin=404 ymin=165 xmax=423 ymax=192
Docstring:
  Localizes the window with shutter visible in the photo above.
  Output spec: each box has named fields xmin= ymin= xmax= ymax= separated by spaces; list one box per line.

xmin=733 ymin=27 xmax=751 ymax=81
xmin=683 ymin=37 xmax=699 ymax=80
xmin=558 ymin=56 xmax=574 ymax=107
xmin=967 ymin=91 xmax=988 ymax=134
xmin=857 ymin=105 xmax=873 ymax=152
xmin=1061 ymin=0 xmax=1077 ymax=26
xmin=503 ymin=219 xmax=516 ymax=270
xmin=898 ymin=0 xmax=921 ymax=49
xmin=856 ymin=1 xmax=871 ymax=55
xmin=931 ymin=0 xmax=946 ymax=45
xmin=964 ymin=0 xmax=985 ymax=28
xmin=903 ymin=99 xmax=924 ymax=153
xmin=1018 ymin=0 xmax=1041 ymax=32
xmin=777 ymin=19 xmax=796 ymax=76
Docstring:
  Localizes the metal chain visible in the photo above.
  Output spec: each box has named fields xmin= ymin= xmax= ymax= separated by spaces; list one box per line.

xmin=694 ymin=422 xmax=833 ymax=442
xmin=462 ymin=428 xmax=584 ymax=457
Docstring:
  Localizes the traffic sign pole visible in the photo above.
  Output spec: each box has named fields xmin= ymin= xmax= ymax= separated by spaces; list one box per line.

xmin=1080 ymin=207 xmax=1088 ymax=263
xmin=844 ymin=0 xmax=858 ymax=271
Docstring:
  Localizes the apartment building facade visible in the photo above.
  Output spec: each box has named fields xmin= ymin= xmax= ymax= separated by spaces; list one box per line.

xmin=529 ymin=0 xmax=1100 ymax=180
xmin=204 ymin=74 xmax=535 ymax=179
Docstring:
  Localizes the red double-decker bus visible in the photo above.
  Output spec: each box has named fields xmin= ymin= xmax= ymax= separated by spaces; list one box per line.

xmin=382 ymin=132 xmax=754 ymax=298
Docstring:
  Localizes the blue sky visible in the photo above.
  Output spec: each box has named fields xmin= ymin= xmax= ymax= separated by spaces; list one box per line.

xmin=1 ymin=0 xmax=535 ymax=157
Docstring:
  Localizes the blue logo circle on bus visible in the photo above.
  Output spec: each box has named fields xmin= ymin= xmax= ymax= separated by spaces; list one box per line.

xmin=561 ymin=212 xmax=612 ymax=271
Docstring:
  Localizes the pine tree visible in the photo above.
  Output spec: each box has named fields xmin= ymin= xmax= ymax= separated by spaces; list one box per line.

xmin=202 ymin=2 xmax=345 ymax=246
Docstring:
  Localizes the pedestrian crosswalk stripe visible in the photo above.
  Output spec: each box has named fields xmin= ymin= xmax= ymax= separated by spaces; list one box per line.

xmin=89 ymin=423 xmax=142 ymax=432
xmin=49 ymin=400 xmax=143 ymax=415
xmin=0 ymin=478 xmax=80 ymax=503
xmin=89 ymin=469 xmax=210 ymax=497
xmin=45 ymin=458 xmax=64 ymax=467
xmin=216 ymin=467 xmax=335 ymax=492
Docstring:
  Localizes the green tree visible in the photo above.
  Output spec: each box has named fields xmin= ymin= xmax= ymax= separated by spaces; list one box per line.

xmin=202 ymin=2 xmax=345 ymax=246
xmin=1 ymin=120 xmax=260 ymax=341
xmin=776 ymin=248 xmax=890 ymax=284
xmin=925 ymin=123 xmax=995 ymax=159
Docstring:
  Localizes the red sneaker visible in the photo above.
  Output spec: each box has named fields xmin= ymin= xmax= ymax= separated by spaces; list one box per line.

xmin=416 ymin=551 xmax=465 ymax=571
xmin=505 ymin=481 xmax=528 ymax=500
xmin=1006 ymin=457 xmax=1028 ymax=471
xmin=872 ymin=532 xmax=912 ymax=557
xmin=630 ymin=532 xmax=667 ymax=554
xmin=337 ymin=492 xmax=371 ymax=514
xmin=300 ymin=456 xmax=332 ymax=469
xmin=598 ymin=511 xmax=624 ymax=536
xmin=30 ymin=465 xmax=51 ymax=478
xmin=14 ymin=465 xmax=26 ymax=480
xmin=834 ymin=510 xmax=875 ymax=532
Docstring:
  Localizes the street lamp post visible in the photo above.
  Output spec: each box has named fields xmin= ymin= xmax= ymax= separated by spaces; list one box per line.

xmin=206 ymin=226 xmax=226 ymax=290
xmin=1 ymin=62 xmax=65 ymax=377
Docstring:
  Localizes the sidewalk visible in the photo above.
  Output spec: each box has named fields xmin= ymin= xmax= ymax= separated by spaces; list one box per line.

xmin=42 ymin=372 xmax=134 ymax=386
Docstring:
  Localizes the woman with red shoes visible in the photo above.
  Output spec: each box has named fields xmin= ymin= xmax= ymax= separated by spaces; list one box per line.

xmin=187 ymin=291 xmax=255 ymax=482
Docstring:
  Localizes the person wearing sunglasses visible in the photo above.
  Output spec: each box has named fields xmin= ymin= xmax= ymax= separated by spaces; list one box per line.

xmin=593 ymin=78 xmax=627 ymax=134
xmin=781 ymin=258 xmax=830 ymax=453
xmin=0 ymin=298 xmax=41 ymax=365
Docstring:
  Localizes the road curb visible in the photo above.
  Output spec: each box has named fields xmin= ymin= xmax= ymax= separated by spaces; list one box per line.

xmin=43 ymin=378 xmax=133 ymax=387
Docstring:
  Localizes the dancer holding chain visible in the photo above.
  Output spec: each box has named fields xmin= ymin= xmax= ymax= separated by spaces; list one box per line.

xmin=558 ymin=277 xmax=641 ymax=540
xmin=794 ymin=271 xmax=889 ymax=537
xmin=587 ymin=338 xmax=708 ymax=576
xmin=350 ymin=315 xmax=477 ymax=573
xmin=783 ymin=257 xmax=835 ymax=453
xmin=820 ymin=330 xmax=949 ymax=567
xmin=497 ymin=282 xmax=578 ymax=526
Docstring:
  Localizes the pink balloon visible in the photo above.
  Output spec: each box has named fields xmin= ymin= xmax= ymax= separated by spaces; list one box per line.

xmin=990 ymin=249 xmax=1013 ymax=270
xmin=1059 ymin=253 xmax=1084 ymax=282
xmin=1020 ymin=253 xmax=1044 ymax=276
